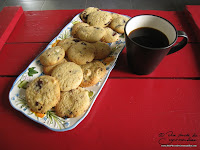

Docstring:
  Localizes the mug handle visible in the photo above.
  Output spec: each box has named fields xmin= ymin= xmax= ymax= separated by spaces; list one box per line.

xmin=167 ymin=31 xmax=188 ymax=55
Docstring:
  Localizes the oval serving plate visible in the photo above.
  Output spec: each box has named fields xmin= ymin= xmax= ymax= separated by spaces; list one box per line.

xmin=9 ymin=12 xmax=129 ymax=132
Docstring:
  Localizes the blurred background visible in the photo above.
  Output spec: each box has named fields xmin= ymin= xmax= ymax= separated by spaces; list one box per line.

xmin=0 ymin=0 xmax=200 ymax=11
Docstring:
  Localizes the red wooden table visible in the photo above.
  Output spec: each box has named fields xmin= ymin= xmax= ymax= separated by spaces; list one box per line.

xmin=0 ymin=6 xmax=200 ymax=150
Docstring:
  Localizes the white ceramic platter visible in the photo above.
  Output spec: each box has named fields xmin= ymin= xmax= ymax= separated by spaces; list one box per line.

xmin=9 ymin=12 xmax=129 ymax=132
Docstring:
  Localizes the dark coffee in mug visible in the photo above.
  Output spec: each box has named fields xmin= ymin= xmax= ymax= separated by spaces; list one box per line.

xmin=124 ymin=15 xmax=188 ymax=75
xmin=129 ymin=27 xmax=169 ymax=48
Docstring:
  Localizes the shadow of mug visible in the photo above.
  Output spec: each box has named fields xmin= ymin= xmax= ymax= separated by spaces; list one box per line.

xmin=124 ymin=14 xmax=188 ymax=75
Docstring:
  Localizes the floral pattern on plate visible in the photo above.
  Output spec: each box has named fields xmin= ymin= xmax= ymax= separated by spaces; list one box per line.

xmin=9 ymin=12 xmax=129 ymax=132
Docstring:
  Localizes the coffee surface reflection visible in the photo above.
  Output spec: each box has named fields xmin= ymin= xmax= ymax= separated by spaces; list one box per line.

xmin=129 ymin=27 xmax=169 ymax=48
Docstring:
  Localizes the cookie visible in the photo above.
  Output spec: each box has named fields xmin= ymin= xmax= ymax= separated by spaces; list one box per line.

xmin=109 ymin=17 xmax=129 ymax=34
xmin=101 ymin=27 xmax=119 ymax=43
xmin=111 ymin=13 xmax=122 ymax=19
xmin=43 ymin=58 xmax=67 ymax=75
xmin=40 ymin=46 xmax=65 ymax=66
xmin=80 ymin=60 xmax=106 ymax=87
xmin=76 ymin=26 xmax=106 ymax=42
xmin=55 ymin=87 xmax=90 ymax=118
xmin=57 ymin=38 xmax=80 ymax=54
xmin=26 ymin=75 xmax=60 ymax=114
xmin=92 ymin=41 xmax=112 ymax=59
xmin=80 ymin=7 xmax=100 ymax=22
xmin=87 ymin=11 xmax=112 ymax=27
xmin=71 ymin=22 xmax=89 ymax=38
xmin=111 ymin=13 xmax=129 ymax=20
xmin=68 ymin=41 xmax=95 ymax=65
xmin=51 ymin=62 xmax=83 ymax=91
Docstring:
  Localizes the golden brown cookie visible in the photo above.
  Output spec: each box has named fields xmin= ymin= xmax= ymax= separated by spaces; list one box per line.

xmin=111 ymin=13 xmax=129 ymax=20
xmin=51 ymin=62 xmax=83 ymax=91
xmin=111 ymin=13 xmax=122 ymax=19
xmin=71 ymin=22 xmax=89 ymax=38
xmin=57 ymin=38 xmax=80 ymax=54
xmin=76 ymin=26 xmax=106 ymax=43
xmin=67 ymin=41 xmax=95 ymax=65
xmin=92 ymin=41 xmax=112 ymax=59
xmin=109 ymin=17 xmax=129 ymax=34
xmin=87 ymin=11 xmax=112 ymax=27
xmin=43 ymin=58 xmax=67 ymax=75
xmin=55 ymin=87 xmax=90 ymax=118
xmin=40 ymin=46 xmax=65 ymax=66
xmin=26 ymin=75 xmax=60 ymax=114
xmin=101 ymin=27 xmax=119 ymax=43
xmin=80 ymin=7 xmax=100 ymax=22
xmin=80 ymin=60 xmax=106 ymax=87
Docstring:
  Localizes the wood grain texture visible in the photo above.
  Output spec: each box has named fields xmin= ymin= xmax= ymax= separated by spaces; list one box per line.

xmin=0 ymin=6 xmax=23 ymax=50
xmin=0 ymin=43 xmax=47 ymax=76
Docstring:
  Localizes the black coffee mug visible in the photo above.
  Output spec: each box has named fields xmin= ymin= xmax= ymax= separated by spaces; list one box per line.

xmin=124 ymin=14 xmax=188 ymax=75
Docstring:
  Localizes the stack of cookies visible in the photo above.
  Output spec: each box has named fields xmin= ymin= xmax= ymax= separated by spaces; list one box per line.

xmin=25 ymin=7 xmax=129 ymax=118
xmin=74 ymin=7 xmax=130 ymax=43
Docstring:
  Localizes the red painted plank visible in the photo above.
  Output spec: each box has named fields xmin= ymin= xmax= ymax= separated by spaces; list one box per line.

xmin=6 ymin=9 xmax=82 ymax=43
xmin=184 ymin=5 xmax=200 ymax=42
xmin=186 ymin=5 xmax=200 ymax=31
xmin=0 ymin=77 xmax=16 ymax=112
xmin=0 ymin=43 xmax=199 ymax=78
xmin=1 ymin=78 xmax=200 ymax=149
xmin=0 ymin=6 xmax=23 ymax=50
xmin=6 ymin=9 xmax=198 ymax=43
xmin=0 ymin=43 xmax=47 ymax=75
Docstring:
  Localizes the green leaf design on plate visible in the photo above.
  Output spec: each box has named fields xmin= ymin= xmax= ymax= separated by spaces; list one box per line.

xmin=112 ymin=46 xmax=119 ymax=52
xmin=28 ymin=67 xmax=38 ymax=76
xmin=72 ymin=20 xmax=81 ymax=25
xmin=88 ymin=91 xmax=94 ymax=98
xmin=120 ymin=33 xmax=125 ymax=38
xmin=111 ymin=44 xmax=122 ymax=53
xmin=46 ymin=111 xmax=66 ymax=129
xmin=18 ymin=80 xmax=29 ymax=89
xmin=16 ymin=97 xmax=28 ymax=109
xmin=60 ymin=30 xmax=70 ymax=40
